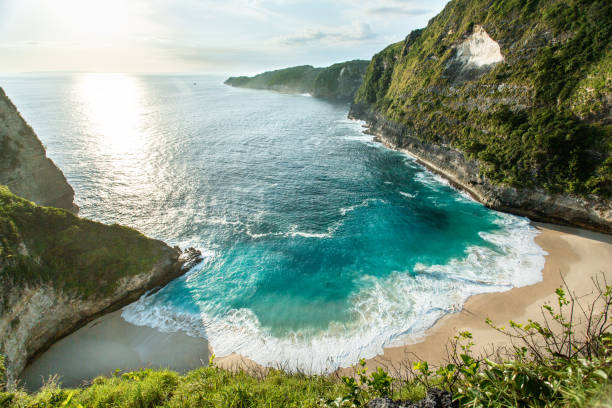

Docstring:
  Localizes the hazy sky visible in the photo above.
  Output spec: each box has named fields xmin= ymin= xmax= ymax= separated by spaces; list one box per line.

xmin=0 ymin=0 xmax=449 ymax=74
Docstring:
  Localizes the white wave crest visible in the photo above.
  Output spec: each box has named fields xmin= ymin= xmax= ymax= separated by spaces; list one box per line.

xmin=340 ymin=198 xmax=385 ymax=216
xmin=122 ymin=212 xmax=546 ymax=373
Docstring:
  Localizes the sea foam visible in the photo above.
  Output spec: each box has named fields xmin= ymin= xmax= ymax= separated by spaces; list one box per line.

xmin=122 ymin=212 xmax=545 ymax=373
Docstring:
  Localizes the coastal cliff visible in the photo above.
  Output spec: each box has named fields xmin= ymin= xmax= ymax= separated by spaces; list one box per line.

xmin=349 ymin=0 xmax=611 ymax=233
xmin=0 ymin=88 xmax=203 ymax=386
xmin=225 ymin=60 xmax=369 ymax=101
xmin=0 ymin=185 xmax=202 ymax=386
xmin=0 ymin=88 xmax=78 ymax=214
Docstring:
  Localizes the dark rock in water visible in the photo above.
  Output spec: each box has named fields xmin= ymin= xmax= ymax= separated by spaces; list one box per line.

xmin=180 ymin=247 xmax=204 ymax=271
xmin=365 ymin=388 xmax=456 ymax=408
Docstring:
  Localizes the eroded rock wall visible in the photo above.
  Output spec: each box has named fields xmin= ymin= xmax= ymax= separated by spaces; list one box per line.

xmin=350 ymin=104 xmax=612 ymax=233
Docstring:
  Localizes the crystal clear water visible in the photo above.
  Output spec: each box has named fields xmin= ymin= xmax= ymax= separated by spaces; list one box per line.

xmin=1 ymin=74 xmax=546 ymax=371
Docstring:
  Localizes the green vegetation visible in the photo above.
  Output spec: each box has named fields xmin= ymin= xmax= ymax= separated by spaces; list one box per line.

xmin=0 ymin=185 xmax=168 ymax=299
xmin=225 ymin=65 xmax=321 ymax=94
xmin=225 ymin=60 xmax=369 ymax=101
xmin=353 ymin=0 xmax=611 ymax=197
xmin=2 ymin=281 xmax=610 ymax=407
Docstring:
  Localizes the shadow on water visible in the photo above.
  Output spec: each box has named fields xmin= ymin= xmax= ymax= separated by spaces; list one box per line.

xmin=19 ymin=285 xmax=210 ymax=392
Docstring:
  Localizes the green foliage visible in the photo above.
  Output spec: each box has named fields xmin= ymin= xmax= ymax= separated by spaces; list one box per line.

xmin=225 ymin=60 xmax=369 ymax=101
xmin=324 ymin=359 xmax=395 ymax=407
xmin=5 ymin=366 xmax=345 ymax=408
xmin=311 ymin=60 xmax=369 ymax=100
xmin=0 ymin=185 xmax=167 ymax=298
xmin=0 ymin=356 xmax=5 ymax=391
xmin=225 ymin=65 xmax=322 ymax=94
xmin=353 ymin=0 xmax=612 ymax=197
xmin=410 ymin=278 xmax=612 ymax=407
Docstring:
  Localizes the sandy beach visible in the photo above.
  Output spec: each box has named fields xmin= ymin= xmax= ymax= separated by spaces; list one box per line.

xmin=358 ymin=222 xmax=612 ymax=373
xmin=20 ymin=222 xmax=612 ymax=389
xmin=20 ymin=310 xmax=211 ymax=391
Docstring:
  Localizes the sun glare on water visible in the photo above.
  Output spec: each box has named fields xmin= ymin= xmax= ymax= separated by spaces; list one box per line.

xmin=75 ymin=73 xmax=145 ymax=155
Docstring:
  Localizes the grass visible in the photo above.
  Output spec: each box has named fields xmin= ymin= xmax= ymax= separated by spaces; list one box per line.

xmin=0 ymin=184 xmax=169 ymax=300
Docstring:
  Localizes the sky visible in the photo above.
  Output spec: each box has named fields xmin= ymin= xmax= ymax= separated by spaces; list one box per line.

xmin=0 ymin=0 xmax=449 ymax=74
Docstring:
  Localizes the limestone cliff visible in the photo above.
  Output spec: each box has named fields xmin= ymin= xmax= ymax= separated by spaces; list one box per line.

xmin=0 ymin=88 xmax=77 ymax=213
xmin=225 ymin=60 xmax=369 ymax=101
xmin=0 ymin=185 xmax=202 ymax=386
xmin=350 ymin=0 xmax=611 ymax=233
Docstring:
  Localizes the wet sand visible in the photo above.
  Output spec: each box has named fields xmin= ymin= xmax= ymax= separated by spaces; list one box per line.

xmin=355 ymin=223 xmax=612 ymax=374
xmin=20 ymin=310 xmax=210 ymax=391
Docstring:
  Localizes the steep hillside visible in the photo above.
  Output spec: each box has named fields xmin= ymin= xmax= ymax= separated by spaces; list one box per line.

xmin=225 ymin=65 xmax=320 ymax=94
xmin=0 ymin=88 xmax=77 ymax=213
xmin=225 ymin=60 xmax=369 ymax=101
xmin=0 ymin=185 xmax=201 ymax=386
xmin=350 ymin=0 xmax=611 ymax=232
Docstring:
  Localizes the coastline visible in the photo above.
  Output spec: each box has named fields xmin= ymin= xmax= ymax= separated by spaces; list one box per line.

xmin=351 ymin=107 xmax=612 ymax=235
xmin=354 ymin=222 xmax=612 ymax=373
xmin=20 ymin=222 xmax=612 ymax=389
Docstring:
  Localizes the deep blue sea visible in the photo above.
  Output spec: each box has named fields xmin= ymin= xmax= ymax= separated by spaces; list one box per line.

xmin=1 ymin=74 xmax=545 ymax=371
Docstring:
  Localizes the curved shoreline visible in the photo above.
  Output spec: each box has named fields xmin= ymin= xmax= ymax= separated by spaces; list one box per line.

xmin=20 ymin=222 xmax=612 ymax=389
xmin=352 ymin=222 xmax=612 ymax=374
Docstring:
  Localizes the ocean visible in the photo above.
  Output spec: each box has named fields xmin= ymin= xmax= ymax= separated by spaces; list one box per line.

xmin=1 ymin=73 xmax=546 ymax=372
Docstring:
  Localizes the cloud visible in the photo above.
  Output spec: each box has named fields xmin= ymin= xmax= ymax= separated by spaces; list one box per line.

xmin=280 ymin=22 xmax=376 ymax=45
xmin=368 ymin=6 xmax=431 ymax=16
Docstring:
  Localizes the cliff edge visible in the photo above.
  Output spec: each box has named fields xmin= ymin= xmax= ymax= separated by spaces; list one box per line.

xmin=0 ymin=185 xmax=202 ymax=386
xmin=0 ymin=88 xmax=203 ymax=386
xmin=0 ymin=88 xmax=78 ymax=214
xmin=350 ymin=0 xmax=611 ymax=233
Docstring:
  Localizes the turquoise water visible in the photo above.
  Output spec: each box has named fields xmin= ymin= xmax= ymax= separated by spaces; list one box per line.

xmin=1 ymin=74 xmax=545 ymax=371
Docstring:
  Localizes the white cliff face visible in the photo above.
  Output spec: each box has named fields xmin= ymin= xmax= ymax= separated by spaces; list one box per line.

xmin=454 ymin=25 xmax=504 ymax=68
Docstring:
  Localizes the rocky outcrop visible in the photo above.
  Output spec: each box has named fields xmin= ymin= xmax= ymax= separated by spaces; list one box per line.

xmin=0 ymin=246 xmax=201 ymax=387
xmin=0 ymin=89 xmax=206 ymax=386
xmin=444 ymin=25 xmax=504 ymax=83
xmin=350 ymin=104 xmax=612 ymax=233
xmin=225 ymin=60 xmax=369 ymax=101
xmin=0 ymin=88 xmax=77 ymax=213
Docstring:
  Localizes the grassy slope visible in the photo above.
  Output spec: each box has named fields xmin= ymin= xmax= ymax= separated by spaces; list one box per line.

xmin=0 ymin=185 xmax=167 ymax=300
xmin=354 ymin=0 xmax=611 ymax=197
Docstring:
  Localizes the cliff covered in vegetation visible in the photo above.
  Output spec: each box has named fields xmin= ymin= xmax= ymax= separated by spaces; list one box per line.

xmin=0 ymin=88 xmax=77 ymax=214
xmin=350 ymin=0 xmax=611 ymax=232
xmin=0 ymin=185 xmax=201 ymax=386
xmin=225 ymin=60 xmax=369 ymax=101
